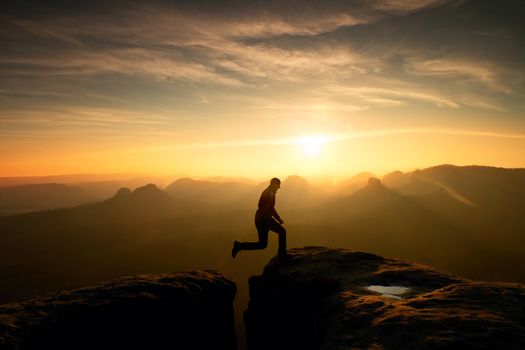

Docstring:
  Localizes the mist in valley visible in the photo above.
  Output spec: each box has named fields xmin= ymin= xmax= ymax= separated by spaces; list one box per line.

xmin=1 ymin=164 xmax=525 ymax=347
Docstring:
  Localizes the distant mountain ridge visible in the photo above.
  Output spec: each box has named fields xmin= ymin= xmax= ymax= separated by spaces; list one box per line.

xmin=3 ymin=165 xmax=524 ymax=216
xmin=0 ymin=173 xmax=141 ymax=187
xmin=88 ymin=184 xmax=176 ymax=220
xmin=278 ymin=175 xmax=327 ymax=208
xmin=1 ymin=165 xmax=525 ymax=306
xmin=336 ymin=172 xmax=376 ymax=195
xmin=164 ymin=177 xmax=255 ymax=205
xmin=0 ymin=183 xmax=97 ymax=216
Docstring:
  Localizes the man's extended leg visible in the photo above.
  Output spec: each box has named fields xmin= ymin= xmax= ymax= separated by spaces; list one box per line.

xmin=232 ymin=225 xmax=269 ymax=258
xmin=268 ymin=219 xmax=287 ymax=257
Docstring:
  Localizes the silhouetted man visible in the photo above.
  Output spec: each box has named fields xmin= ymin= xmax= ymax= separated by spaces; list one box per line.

xmin=232 ymin=177 xmax=287 ymax=259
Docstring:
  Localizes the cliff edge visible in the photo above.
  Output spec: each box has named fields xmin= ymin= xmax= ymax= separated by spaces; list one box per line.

xmin=245 ymin=247 xmax=525 ymax=349
xmin=0 ymin=270 xmax=237 ymax=349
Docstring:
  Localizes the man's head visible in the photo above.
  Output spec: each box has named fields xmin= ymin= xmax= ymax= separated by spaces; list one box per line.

xmin=269 ymin=177 xmax=281 ymax=191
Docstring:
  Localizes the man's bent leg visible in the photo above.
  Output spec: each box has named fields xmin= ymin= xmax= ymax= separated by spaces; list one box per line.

xmin=269 ymin=219 xmax=287 ymax=257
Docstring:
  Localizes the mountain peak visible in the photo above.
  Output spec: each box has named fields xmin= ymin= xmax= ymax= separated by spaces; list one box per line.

xmin=171 ymin=177 xmax=197 ymax=185
xmin=382 ymin=171 xmax=411 ymax=188
xmin=349 ymin=171 xmax=375 ymax=183
xmin=133 ymin=183 xmax=160 ymax=193
xmin=367 ymin=177 xmax=382 ymax=187
xmin=130 ymin=184 xmax=170 ymax=201
xmin=282 ymin=175 xmax=310 ymax=187
xmin=114 ymin=187 xmax=132 ymax=198
xmin=347 ymin=176 xmax=390 ymax=199
xmin=107 ymin=183 xmax=169 ymax=204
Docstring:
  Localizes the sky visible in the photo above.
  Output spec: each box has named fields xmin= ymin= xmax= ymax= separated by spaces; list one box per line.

xmin=1 ymin=0 xmax=524 ymax=179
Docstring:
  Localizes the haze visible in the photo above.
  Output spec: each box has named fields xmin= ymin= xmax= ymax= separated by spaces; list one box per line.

xmin=1 ymin=0 xmax=525 ymax=178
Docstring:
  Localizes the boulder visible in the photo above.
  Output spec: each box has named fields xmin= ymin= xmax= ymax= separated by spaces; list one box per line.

xmin=245 ymin=247 xmax=525 ymax=349
xmin=0 ymin=270 xmax=237 ymax=349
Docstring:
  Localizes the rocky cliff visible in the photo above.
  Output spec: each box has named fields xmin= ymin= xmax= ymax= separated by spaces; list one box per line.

xmin=245 ymin=247 xmax=525 ymax=349
xmin=0 ymin=270 xmax=237 ymax=349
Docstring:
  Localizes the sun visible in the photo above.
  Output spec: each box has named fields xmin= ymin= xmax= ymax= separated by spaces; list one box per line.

xmin=297 ymin=135 xmax=327 ymax=157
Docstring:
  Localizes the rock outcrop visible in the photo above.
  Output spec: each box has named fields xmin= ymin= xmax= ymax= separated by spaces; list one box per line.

xmin=114 ymin=187 xmax=132 ymax=198
xmin=101 ymin=183 xmax=175 ymax=219
xmin=367 ymin=177 xmax=382 ymax=187
xmin=0 ymin=271 xmax=237 ymax=349
xmin=245 ymin=247 xmax=525 ymax=349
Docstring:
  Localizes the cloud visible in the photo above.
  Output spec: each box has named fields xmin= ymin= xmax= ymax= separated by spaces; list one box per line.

xmin=0 ymin=106 xmax=190 ymax=138
xmin=373 ymin=0 xmax=452 ymax=12
xmin=322 ymin=85 xmax=459 ymax=108
xmin=0 ymin=0 xmax=522 ymax=121
xmin=5 ymin=3 xmax=378 ymax=84
xmin=332 ymin=128 xmax=525 ymax=141
xmin=3 ymin=1 xmax=455 ymax=39
xmin=406 ymin=58 xmax=512 ymax=94
xmin=1 ymin=47 xmax=245 ymax=86
xmin=1 ymin=0 xmax=460 ymax=85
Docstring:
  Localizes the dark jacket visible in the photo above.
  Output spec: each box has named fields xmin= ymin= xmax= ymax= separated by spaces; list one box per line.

xmin=255 ymin=187 xmax=281 ymax=222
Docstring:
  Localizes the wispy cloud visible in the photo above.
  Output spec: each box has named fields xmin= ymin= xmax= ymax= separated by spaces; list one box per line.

xmin=406 ymin=58 xmax=512 ymax=94
xmin=1 ymin=0 xmax=461 ymax=88
xmin=0 ymin=107 xmax=189 ymax=138
xmin=1 ymin=47 xmax=245 ymax=86
xmin=321 ymin=85 xmax=459 ymax=108
xmin=373 ymin=0 xmax=452 ymax=12
xmin=1 ymin=0 xmax=523 ymax=142
xmin=332 ymin=128 xmax=525 ymax=141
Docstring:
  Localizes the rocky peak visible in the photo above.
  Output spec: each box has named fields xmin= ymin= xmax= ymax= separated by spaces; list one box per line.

xmin=245 ymin=247 xmax=525 ymax=349
xmin=367 ymin=177 xmax=381 ymax=187
xmin=282 ymin=175 xmax=311 ymax=188
xmin=132 ymin=183 xmax=167 ymax=197
xmin=114 ymin=187 xmax=132 ymax=197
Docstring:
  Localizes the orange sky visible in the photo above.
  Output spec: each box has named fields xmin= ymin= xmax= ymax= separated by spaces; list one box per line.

xmin=1 ymin=0 xmax=524 ymax=178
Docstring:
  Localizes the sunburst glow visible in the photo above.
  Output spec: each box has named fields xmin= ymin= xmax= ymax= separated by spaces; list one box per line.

xmin=297 ymin=135 xmax=328 ymax=157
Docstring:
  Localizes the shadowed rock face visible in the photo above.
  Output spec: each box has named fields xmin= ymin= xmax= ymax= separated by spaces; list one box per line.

xmin=245 ymin=247 xmax=525 ymax=350
xmin=0 ymin=271 xmax=237 ymax=350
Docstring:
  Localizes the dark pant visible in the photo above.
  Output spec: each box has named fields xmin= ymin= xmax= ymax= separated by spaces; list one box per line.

xmin=238 ymin=218 xmax=286 ymax=256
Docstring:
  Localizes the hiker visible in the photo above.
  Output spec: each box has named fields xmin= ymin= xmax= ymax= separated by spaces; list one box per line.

xmin=232 ymin=177 xmax=287 ymax=258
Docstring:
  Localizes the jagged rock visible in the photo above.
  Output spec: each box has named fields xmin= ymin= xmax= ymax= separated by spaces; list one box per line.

xmin=368 ymin=177 xmax=382 ymax=187
xmin=114 ymin=187 xmax=132 ymax=198
xmin=101 ymin=183 xmax=175 ymax=219
xmin=0 ymin=271 xmax=237 ymax=350
xmin=132 ymin=183 xmax=167 ymax=198
xmin=245 ymin=247 xmax=525 ymax=349
xmin=382 ymin=171 xmax=411 ymax=188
